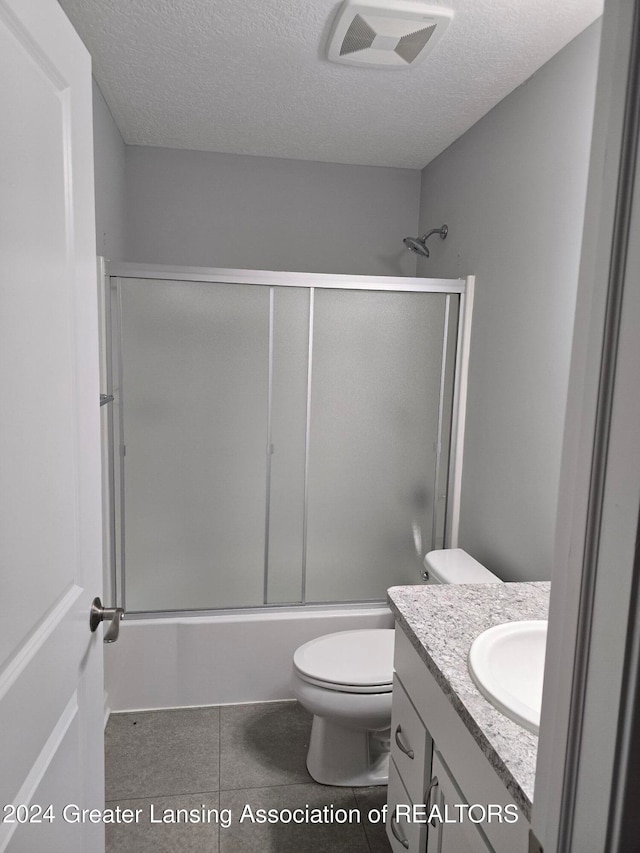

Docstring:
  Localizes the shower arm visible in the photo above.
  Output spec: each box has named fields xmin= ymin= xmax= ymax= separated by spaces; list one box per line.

xmin=421 ymin=225 xmax=448 ymax=242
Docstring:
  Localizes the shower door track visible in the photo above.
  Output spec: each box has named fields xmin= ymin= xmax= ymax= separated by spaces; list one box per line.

xmin=103 ymin=261 xmax=474 ymax=614
xmin=106 ymin=262 xmax=467 ymax=293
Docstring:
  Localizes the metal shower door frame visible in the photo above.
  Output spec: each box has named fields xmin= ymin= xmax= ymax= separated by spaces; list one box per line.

xmin=102 ymin=262 xmax=474 ymax=615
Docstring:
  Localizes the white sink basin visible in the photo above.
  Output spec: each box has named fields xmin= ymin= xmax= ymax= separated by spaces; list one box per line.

xmin=468 ymin=620 xmax=547 ymax=734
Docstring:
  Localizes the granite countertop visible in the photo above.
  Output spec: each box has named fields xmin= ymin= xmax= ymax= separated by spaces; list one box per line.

xmin=387 ymin=581 xmax=550 ymax=822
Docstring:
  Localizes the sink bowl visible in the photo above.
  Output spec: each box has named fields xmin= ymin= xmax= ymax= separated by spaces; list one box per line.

xmin=468 ymin=620 xmax=547 ymax=734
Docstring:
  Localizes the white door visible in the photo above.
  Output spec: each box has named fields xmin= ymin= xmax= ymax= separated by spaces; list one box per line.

xmin=0 ymin=0 xmax=104 ymax=851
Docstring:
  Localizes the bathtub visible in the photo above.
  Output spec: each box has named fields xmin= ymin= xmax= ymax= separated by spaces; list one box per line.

xmin=104 ymin=604 xmax=393 ymax=713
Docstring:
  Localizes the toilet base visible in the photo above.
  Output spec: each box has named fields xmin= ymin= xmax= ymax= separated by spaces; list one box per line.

xmin=306 ymin=716 xmax=390 ymax=787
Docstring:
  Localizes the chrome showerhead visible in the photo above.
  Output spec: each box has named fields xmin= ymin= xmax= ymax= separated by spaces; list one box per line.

xmin=403 ymin=225 xmax=448 ymax=257
xmin=403 ymin=236 xmax=431 ymax=257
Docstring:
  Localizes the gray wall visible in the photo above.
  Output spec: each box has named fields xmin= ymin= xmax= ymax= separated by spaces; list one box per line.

xmin=92 ymin=80 xmax=126 ymax=261
xmin=124 ymin=147 xmax=420 ymax=276
xmin=417 ymin=23 xmax=601 ymax=581
xmin=92 ymin=23 xmax=601 ymax=583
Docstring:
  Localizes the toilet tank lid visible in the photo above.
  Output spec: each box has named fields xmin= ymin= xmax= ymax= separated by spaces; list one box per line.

xmin=424 ymin=548 xmax=502 ymax=584
xmin=293 ymin=629 xmax=395 ymax=687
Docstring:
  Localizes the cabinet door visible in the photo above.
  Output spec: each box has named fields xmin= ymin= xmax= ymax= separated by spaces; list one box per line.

xmin=387 ymin=758 xmax=428 ymax=853
xmin=427 ymin=752 xmax=494 ymax=853
xmin=390 ymin=674 xmax=433 ymax=799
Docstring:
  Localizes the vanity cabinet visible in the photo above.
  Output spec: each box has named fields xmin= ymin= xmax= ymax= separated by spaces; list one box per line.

xmin=386 ymin=627 xmax=531 ymax=853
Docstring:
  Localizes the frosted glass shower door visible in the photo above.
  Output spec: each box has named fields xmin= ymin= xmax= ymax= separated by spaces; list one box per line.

xmin=112 ymin=269 xmax=462 ymax=613
xmin=118 ymin=278 xmax=270 ymax=611
xmin=305 ymin=289 xmax=451 ymax=602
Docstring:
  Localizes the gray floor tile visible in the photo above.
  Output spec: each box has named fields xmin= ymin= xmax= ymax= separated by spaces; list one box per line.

xmin=220 ymin=701 xmax=312 ymax=790
xmin=219 ymin=783 xmax=371 ymax=853
xmin=105 ymin=707 xmax=220 ymax=799
xmin=353 ymin=786 xmax=393 ymax=853
xmin=105 ymin=794 xmax=220 ymax=853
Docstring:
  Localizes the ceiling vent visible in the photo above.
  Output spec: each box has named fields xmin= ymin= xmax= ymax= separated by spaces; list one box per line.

xmin=327 ymin=0 xmax=453 ymax=69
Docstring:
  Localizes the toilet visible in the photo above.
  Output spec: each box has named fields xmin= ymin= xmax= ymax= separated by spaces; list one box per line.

xmin=291 ymin=548 xmax=502 ymax=786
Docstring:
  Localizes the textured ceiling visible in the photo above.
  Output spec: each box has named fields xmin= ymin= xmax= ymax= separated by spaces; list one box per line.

xmin=59 ymin=0 xmax=602 ymax=169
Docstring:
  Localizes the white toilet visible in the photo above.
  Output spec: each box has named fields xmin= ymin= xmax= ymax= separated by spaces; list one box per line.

xmin=292 ymin=548 xmax=502 ymax=786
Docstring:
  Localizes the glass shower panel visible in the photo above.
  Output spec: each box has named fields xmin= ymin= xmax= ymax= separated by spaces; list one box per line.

xmin=305 ymin=289 xmax=449 ymax=602
xmin=266 ymin=287 xmax=309 ymax=603
xmin=119 ymin=278 xmax=269 ymax=611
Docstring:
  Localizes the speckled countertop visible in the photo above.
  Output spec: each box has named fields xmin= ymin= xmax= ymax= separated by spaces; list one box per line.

xmin=387 ymin=581 xmax=550 ymax=822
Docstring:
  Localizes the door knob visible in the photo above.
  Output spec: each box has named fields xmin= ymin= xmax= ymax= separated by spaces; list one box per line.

xmin=89 ymin=597 xmax=125 ymax=643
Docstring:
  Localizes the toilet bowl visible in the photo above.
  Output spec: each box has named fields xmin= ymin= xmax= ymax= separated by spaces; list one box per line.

xmin=292 ymin=629 xmax=395 ymax=787
xmin=292 ymin=549 xmax=502 ymax=787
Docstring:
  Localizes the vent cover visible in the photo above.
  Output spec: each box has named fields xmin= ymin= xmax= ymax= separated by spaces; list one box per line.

xmin=328 ymin=0 xmax=452 ymax=69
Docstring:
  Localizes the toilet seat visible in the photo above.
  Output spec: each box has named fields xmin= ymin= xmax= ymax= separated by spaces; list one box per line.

xmin=295 ymin=671 xmax=393 ymax=694
xmin=293 ymin=629 xmax=394 ymax=694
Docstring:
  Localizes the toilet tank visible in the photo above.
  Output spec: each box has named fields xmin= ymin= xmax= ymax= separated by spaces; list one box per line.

xmin=423 ymin=548 xmax=502 ymax=584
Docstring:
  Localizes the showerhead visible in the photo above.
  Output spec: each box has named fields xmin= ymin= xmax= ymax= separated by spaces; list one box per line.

xmin=403 ymin=225 xmax=448 ymax=258
xmin=403 ymin=236 xmax=431 ymax=257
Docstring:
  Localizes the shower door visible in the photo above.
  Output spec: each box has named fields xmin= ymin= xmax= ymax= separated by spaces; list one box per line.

xmin=109 ymin=267 xmax=466 ymax=614
xmin=117 ymin=278 xmax=272 ymax=610
xmin=304 ymin=288 xmax=456 ymax=603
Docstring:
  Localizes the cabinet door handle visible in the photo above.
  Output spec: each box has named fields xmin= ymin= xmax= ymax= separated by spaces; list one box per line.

xmin=390 ymin=812 xmax=410 ymax=849
xmin=424 ymin=774 xmax=440 ymax=826
xmin=394 ymin=724 xmax=415 ymax=759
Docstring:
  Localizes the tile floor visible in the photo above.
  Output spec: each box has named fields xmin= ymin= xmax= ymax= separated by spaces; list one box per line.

xmin=105 ymin=700 xmax=392 ymax=852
